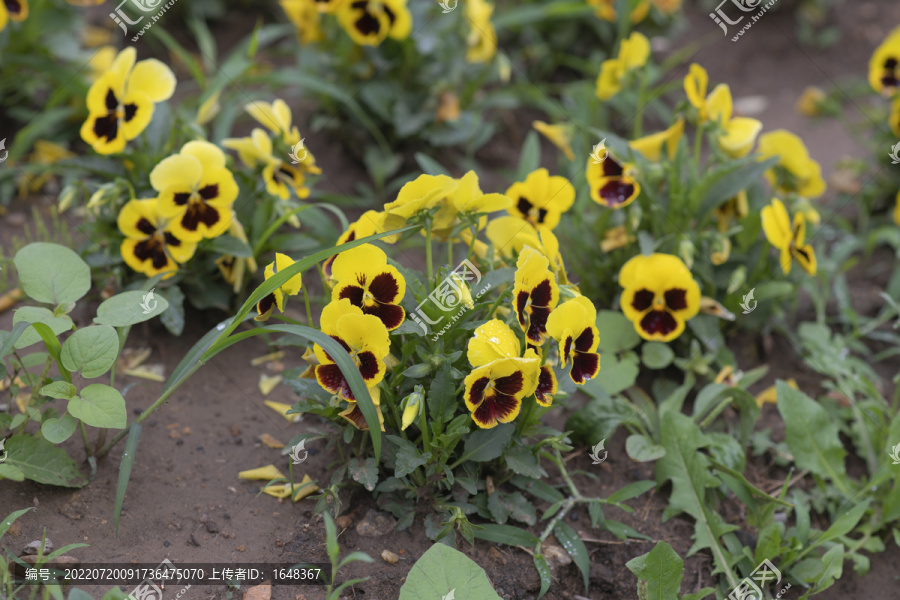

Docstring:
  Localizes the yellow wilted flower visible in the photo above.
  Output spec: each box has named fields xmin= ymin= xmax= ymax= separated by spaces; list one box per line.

xmin=796 ymin=86 xmax=826 ymax=117
xmin=754 ymin=379 xmax=798 ymax=407
xmin=239 ymin=465 xmax=286 ymax=481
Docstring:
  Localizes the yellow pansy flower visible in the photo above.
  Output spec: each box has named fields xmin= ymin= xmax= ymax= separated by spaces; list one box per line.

xmin=255 ymin=253 xmax=304 ymax=321
xmin=629 ymin=118 xmax=685 ymax=162
xmin=706 ymin=84 xmax=762 ymax=158
xmin=761 ymin=198 xmax=816 ymax=276
xmin=117 ymin=199 xmax=197 ymax=280
xmin=546 ymin=296 xmax=601 ymax=384
xmin=505 ymin=168 xmax=575 ymax=231
xmin=331 ymin=244 xmax=406 ymax=331
xmin=151 ymin=141 xmax=239 ymax=242
xmin=466 ymin=0 xmax=497 ymax=63
xmin=80 ymin=47 xmax=176 ymax=155
xmin=336 ymin=0 xmax=412 ymax=46
xmin=757 ymin=130 xmax=826 ymax=199
xmin=596 ymin=32 xmax=650 ymax=101
xmin=619 ymin=253 xmax=701 ymax=342
xmin=513 ymin=247 xmax=560 ymax=345
xmin=868 ymin=25 xmax=900 ymax=96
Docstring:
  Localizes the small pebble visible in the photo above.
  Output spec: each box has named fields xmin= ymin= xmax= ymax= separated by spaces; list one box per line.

xmin=381 ymin=550 xmax=400 ymax=564
xmin=163 ymin=541 xmax=170 ymax=547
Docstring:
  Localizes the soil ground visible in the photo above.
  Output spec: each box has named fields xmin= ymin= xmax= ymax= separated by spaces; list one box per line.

xmin=3 ymin=1 xmax=900 ymax=599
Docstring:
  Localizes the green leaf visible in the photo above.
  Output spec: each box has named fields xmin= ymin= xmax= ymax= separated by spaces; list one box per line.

xmin=595 ymin=310 xmax=641 ymax=353
xmin=389 ymin=435 xmax=430 ymax=478
xmin=812 ymin=499 xmax=871 ymax=550
xmin=625 ymin=541 xmax=684 ymax=600
xmin=0 ymin=321 xmax=33 ymax=358
xmin=348 ymin=457 xmax=379 ymax=492
xmin=13 ymin=307 xmax=74 ymax=349
xmin=473 ymin=523 xmax=540 ymax=547
xmin=516 ymin=131 xmax=541 ymax=180
xmin=40 ymin=381 xmax=77 ymax=400
xmin=2 ymin=434 xmax=86 ymax=487
xmin=399 ymin=543 xmax=502 ymax=600
xmin=0 ymin=464 xmax=25 ymax=481
xmin=641 ymin=342 xmax=674 ymax=370
xmin=94 ymin=291 xmax=169 ymax=327
xmin=41 ymin=414 xmax=78 ymax=444
xmin=60 ymin=325 xmax=119 ymax=378
xmin=160 ymin=285 xmax=185 ymax=336
xmin=68 ymin=384 xmax=127 ymax=429
xmin=582 ymin=351 xmax=639 ymax=397
xmin=680 ymin=589 xmax=716 ymax=600
xmin=626 ymin=434 xmax=666 ymax=462
xmin=414 ymin=153 xmax=451 ymax=176
xmin=505 ymin=446 xmax=545 ymax=478
xmin=324 ymin=511 xmax=340 ymax=565
xmin=693 ymin=156 xmax=778 ymax=216
xmin=114 ymin=423 xmax=141 ymax=535
xmin=427 ymin=363 xmax=457 ymax=423
xmin=553 ymin=521 xmax=590 ymax=591
xmin=533 ymin=553 xmax=552 ymax=599
xmin=655 ymin=413 xmax=737 ymax=581
xmin=14 ymin=243 xmax=91 ymax=305
xmin=608 ymin=480 xmax=657 ymax=504
xmin=811 ymin=544 xmax=844 ymax=591
xmin=777 ymin=382 xmax=850 ymax=495
xmin=460 ymin=423 xmax=514 ymax=463
xmin=206 ymin=234 xmax=253 ymax=258
xmin=0 ymin=507 xmax=35 ymax=538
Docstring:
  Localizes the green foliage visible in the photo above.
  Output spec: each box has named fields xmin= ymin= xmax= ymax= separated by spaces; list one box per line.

xmin=399 ymin=544 xmax=501 ymax=600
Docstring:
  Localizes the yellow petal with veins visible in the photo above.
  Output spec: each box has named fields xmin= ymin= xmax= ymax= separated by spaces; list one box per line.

xmin=239 ymin=465 xmax=286 ymax=481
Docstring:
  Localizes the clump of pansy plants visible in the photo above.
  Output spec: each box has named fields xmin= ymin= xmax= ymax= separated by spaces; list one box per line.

xmin=32 ymin=43 xmax=339 ymax=332
xmin=526 ymin=43 xmax=829 ymax=358
xmin=239 ymin=167 xmax=651 ymax=570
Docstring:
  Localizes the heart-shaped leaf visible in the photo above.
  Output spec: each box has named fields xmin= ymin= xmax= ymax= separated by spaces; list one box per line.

xmin=94 ymin=291 xmax=169 ymax=327
xmin=14 ymin=243 xmax=91 ymax=305
xmin=68 ymin=384 xmax=127 ymax=429
xmin=399 ymin=543 xmax=501 ymax=600
xmin=61 ymin=325 xmax=120 ymax=378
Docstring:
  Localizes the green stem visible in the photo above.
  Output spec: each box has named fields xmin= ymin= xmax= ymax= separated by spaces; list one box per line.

xmin=79 ymin=420 xmax=91 ymax=459
xmin=425 ymin=219 xmax=434 ymax=292
xmin=633 ymin=70 xmax=647 ymax=138
xmin=302 ymin=287 xmax=314 ymax=327
xmin=693 ymin=123 xmax=704 ymax=173
xmin=418 ymin=397 xmax=431 ymax=455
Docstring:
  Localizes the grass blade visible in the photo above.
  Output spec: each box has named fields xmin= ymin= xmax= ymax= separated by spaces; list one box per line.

xmin=113 ymin=423 xmax=142 ymax=536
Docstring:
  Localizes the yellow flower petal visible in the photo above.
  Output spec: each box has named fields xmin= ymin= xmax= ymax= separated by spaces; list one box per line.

xmin=238 ymin=465 xmax=286 ymax=481
xmin=265 ymin=400 xmax=301 ymax=423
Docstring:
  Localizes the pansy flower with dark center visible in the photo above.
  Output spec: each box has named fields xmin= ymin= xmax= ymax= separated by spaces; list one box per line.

xmin=323 ymin=210 xmax=383 ymax=281
xmin=331 ymin=243 xmax=406 ymax=330
xmin=464 ymin=320 xmax=541 ymax=429
xmin=505 ymin=168 xmax=575 ymax=231
xmin=0 ymin=0 xmax=28 ymax=32
xmin=117 ymin=199 xmax=196 ymax=280
xmin=586 ymin=152 xmax=640 ymax=209
xmin=314 ymin=299 xmax=391 ymax=402
xmin=513 ymin=247 xmax=559 ymax=345
xmin=255 ymin=253 xmax=304 ymax=322
xmin=336 ymin=0 xmax=411 ymax=46
xmin=223 ymin=99 xmax=321 ymax=204
xmin=761 ymin=198 xmax=817 ymax=276
xmin=152 ymin=141 xmax=239 ymax=243
xmin=619 ymin=253 xmax=700 ymax=342
xmin=869 ymin=25 xmax=900 ymax=96
xmin=546 ymin=297 xmax=601 ymax=384
xmin=80 ymin=47 xmax=176 ymax=155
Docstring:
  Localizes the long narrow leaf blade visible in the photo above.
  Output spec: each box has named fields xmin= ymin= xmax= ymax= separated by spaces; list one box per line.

xmin=114 ymin=423 xmax=142 ymax=535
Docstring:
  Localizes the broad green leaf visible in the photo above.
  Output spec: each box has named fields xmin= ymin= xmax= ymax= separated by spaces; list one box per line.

xmin=473 ymin=523 xmax=540 ymax=547
xmin=693 ymin=156 xmax=778 ymax=216
xmin=0 ymin=464 xmax=25 ymax=481
xmin=812 ymin=544 xmax=844 ymax=591
xmin=348 ymin=457 xmax=378 ymax=492
xmin=40 ymin=381 xmax=77 ymax=400
xmin=60 ymin=325 xmax=119 ymax=378
xmin=427 ymin=363 xmax=457 ymax=423
xmin=566 ymin=393 xmax=647 ymax=443
xmin=505 ymin=445 xmax=545 ymax=478
xmin=554 ymin=521 xmax=590 ymax=591
xmin=14 ymin=243 xmax=91 ymax=305
xmin=414 ymin=153 xmax=451 ymax=176
xmin=389 ymin=436 xmax=430 ymax=479
xmin=656 ymin=413 xmax=737 ymax=581
xmin=625 ymin=541 xmax=684 ymax=600
xmin=812 ymin=499 xmax=871 ymax=550
xmin=582 ymin=351 xmax=639 ymax=398
xmin=399 ymin=543 xmax=502 ymax=600
xmin=626 ymin=434 xmax=666 ymax=462
xmin=94 ymin=291 xmax=169 ymax=327
xmin=2 ymin=434 xmax=87 ymax=487
xmin=160 ymin=285 xmax=186 ymax=336
xmin=114 ymin=423 xmax=141 ymax=535
xmin=595 ymin=310 xmax=641 ymax=353
xmin=641 ymin=342 xmax=674 ymax=370
xmin=206 ymin=234 xmax=253 ymax=258
xmin=13 ymin=307 xmax=74 ymax=349
xmin=68 ymin=384 xmax=127 ymax=429
xmin=460 ymin=423 xmax=514 ymax=463
xmin=777 ymin=382 xmax=850 ymax=495
xmin=516 ymin=131 xmax=541 ymax=180
xmin=41 ymin=414 xmax=78 ymax=443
